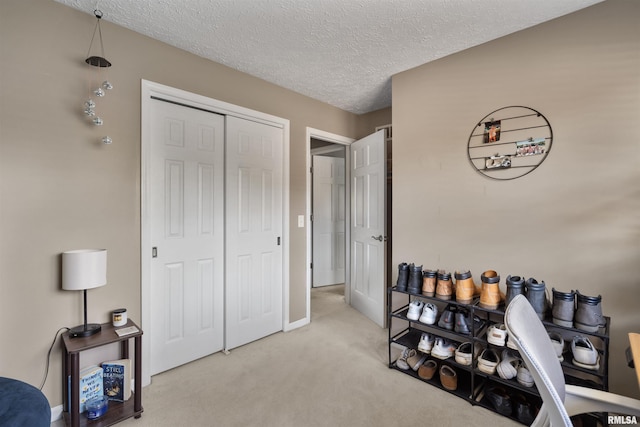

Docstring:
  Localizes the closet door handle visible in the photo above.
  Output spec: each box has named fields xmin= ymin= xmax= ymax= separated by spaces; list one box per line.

xmin=371 ymin=235 xmax=386 ymax=242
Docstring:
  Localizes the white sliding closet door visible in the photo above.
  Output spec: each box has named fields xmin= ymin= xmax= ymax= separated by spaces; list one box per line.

xmin=149 ymin=99 xmax=225 ymax=375
xmin=225 ymin=116 xmax=284 ymax=350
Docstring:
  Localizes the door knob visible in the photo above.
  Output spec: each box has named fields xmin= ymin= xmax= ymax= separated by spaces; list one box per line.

xmin=371 ymin=235 xmax=387 ymax=242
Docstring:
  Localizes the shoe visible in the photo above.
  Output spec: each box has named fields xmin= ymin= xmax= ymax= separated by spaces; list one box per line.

xmin=418 ymin=332 xmax=435 ymax=354
xmin=437 ymin=305 xmax=456 ymax=330
xmin=574 ymin=291 xmax=606 ymax=332
xmin=418 ymin=359 xmax=438 ymax=380
xmin=406 ymin=300 xmax=424 ymax=321
xmin=396 ymin=262 xmax=409 ymax=291
xmin=422 ymin=269 xmax=437 ymax=296
xmin=455 ymin=270 xmax=479 ymax=304
xmin=552 ymin=288 xmax=575 ymax=327
xmin=485 ymin=385 xmax=513 ymax=416
xmin=505 ymin=275 xmax=525 ymax=308
xmin=439 ymin=365 xmax=458 ymax=391
xmin=454 ymin=309 xmax=471 ymax=335
xmin=548 ymin=332 xmax=565 ymax=362
xmin=435 ymin=270 xmax=453 ymax=300
xmin=497 ymin=349 xmax=521 ymax=380
xmin=432 ymin=338 xmax=457 ymax=360
xmin=506 ymin=333 xmax=519 ymax=350
xmin=525 ymin=278 xmax=548 ymax=320
xmin=396 ymin=348 xmax=414 ymax=370
xmin=513 ymin=393 xmax=535 ymax=424
xmin=455 ymin=341 xmax=480 ymax=366
xmin=407 ymin=349 xmax=428 ymax=371
xmin=407 ymin=264 xmax=423 ymax=294
xmin=419 ymin=303 xmax=438 ymax=325
xmin=517 ymin=362 xmax=535 ymax=387
xmin=477 ymin=348 xmax=500 ymax=374
xmin=487 ymin=323 xmax=507 ymax=347
xmin=479 ymin=270 xmax=502 ymax=310
xmin=571 ymin=336 xmax=600 ymax=370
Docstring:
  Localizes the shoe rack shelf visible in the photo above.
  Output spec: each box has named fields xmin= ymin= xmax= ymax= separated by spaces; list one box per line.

xmin=387 ymin=287 xmax=610 ymax=425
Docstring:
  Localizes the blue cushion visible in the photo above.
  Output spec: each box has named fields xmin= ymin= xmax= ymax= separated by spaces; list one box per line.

xmin=0 ymin=377 xmax=51 ymax=427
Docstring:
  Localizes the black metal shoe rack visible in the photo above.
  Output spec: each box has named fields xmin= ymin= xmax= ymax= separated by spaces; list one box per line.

xmin=387 ymin=286 xmax=610 ymax=426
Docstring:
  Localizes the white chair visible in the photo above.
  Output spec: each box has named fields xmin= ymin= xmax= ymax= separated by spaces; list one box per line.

xmin=504 ymin=294 xmax=640 ymax=426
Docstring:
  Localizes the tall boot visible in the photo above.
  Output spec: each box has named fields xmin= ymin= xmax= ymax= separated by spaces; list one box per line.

xmin=525 ymin=278 xmax=548 ymax=320
xmin=505 ymin=275 xmax=525 ymax=308
xmin=422 ymin=269 xmax=437 ymax=297
xmin=574 ymin=290 xmax=605 ymax=332
xmin=435 ymin=270 xmax=453 ymax=300
xmin=407 ymin=264 xmax=423 ymax=294
xmin=455 ymin=270 xmax=479 ymax=304
xmin=479 ymin=270 xmax=502 ymax=310
xmin=396 ymin=262 xmax=409 ymax=291
xmin=552 ymin=288 xmax=575 ymax=327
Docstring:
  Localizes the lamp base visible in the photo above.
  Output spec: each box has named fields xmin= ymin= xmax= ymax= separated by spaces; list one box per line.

xmin=69 ymin=323 xmax=102 ymax=338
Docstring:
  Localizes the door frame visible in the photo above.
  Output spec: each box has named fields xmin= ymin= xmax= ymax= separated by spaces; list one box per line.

xmin=305 ymin=128 xmax=354 ymax=323
xmin=141 ymin=80 xmax=290 ymax=386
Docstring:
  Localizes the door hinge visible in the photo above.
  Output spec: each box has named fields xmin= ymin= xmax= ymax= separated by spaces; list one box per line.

xmin=152 ymin=247 xmax=158 ymax=258
xmin=277 ymin=236 xmax=281 ymax=246
xmin=310 ymin=166 xmax=313 ymax=174
xmin=310 ymin=214 xmax=313 ymax=222
xmin=310 ymin=263 xmax=313 ymax=269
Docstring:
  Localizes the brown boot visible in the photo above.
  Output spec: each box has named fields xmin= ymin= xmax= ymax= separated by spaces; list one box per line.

xmin=422 ymin=270 xmax=437 ymax=297
xmin=436 ymin=270 xmax=453 ymax=300
xmin=479 ymin=270 xmax=502 ymax=310
xmin=455 ymin=270 xmax=480 ymax=304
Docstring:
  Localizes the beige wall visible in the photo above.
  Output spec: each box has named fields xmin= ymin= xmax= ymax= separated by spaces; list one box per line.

xmin=392 ymin=0 xmax=640 ymax=397
xmin=0 ymin=0 xmax=391 ymax=407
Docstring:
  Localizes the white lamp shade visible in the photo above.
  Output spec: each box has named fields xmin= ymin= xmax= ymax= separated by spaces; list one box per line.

xmin=62 ymin=249 xmax=107 ymax=291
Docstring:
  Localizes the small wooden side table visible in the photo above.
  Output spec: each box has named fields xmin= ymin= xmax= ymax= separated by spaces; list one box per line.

xmin=62 ymin=320 xmax=143 ymax=427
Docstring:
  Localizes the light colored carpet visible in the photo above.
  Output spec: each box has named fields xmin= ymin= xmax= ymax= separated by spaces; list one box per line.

xmin=54 ymin=285 xmax=520 ymax=426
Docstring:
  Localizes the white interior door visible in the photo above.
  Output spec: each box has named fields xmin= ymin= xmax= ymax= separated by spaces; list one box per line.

xmin=350 ymin=130 xmax=387 ymax=327
xmin=312 ymin=155 xmax=346 ymax=287
xmin=149 ymin=99 xmax=225 ymax=375
xmin=225 ymin=116 xmax=284 ymax=350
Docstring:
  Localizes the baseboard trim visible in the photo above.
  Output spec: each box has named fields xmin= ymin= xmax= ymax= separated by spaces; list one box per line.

xmin=51 ymin=404 xmax=63 ymax=423
xmin=284 ymin=316 xmax=309 ymax=332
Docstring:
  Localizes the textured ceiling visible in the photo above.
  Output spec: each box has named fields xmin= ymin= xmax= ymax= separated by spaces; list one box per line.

xmin=54 ymin=0 xmax=602 ymax=114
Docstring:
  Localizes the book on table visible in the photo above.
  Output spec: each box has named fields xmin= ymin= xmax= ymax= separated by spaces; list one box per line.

xmin=101 ymin=358 xmax=132 ymax=402
xmin=74 ymin=365 xmax=103 ymax=413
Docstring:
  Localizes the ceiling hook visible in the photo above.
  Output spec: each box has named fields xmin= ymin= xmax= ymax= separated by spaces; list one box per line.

xmin=94 ymin=9 xmax=103 ymax=19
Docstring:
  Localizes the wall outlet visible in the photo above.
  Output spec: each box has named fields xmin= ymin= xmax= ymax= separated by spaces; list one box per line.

xmin=298 ymin=215 xmax=304 ymax=228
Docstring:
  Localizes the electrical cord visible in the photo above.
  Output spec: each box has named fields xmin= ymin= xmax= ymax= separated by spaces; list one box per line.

xmin=40 ymin=327 xmax=70 ymax=390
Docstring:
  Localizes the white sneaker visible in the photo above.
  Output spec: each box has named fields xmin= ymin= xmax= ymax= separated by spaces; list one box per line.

xmin=517 ymin=362 xmax=535 ymax=387
xmin=506 ymin=333 xmax=519 ymax=350
xmin=407 ymin=300 xmax=424 ymax=321
xmin=496 ymin=349 xmax=521 ymax=380
xmin=487 ymin=323 xmax=508 ymax=347
xmin=418 ymin=332 xmax=435 ymax=354
xmin=571 ymin=336 xmax=600 ymax=370
xmin=396 ymin=348 xmax=414 ymax=370
xmin=548 ymin=332 xmax=565 ymax=362
xmin=431 ymin=338 xmax=456 ymax=360
xmin=419 ymin=303 xmax=438 ymax=325
xmin=477 ymin=348 xmax=500 ymax=374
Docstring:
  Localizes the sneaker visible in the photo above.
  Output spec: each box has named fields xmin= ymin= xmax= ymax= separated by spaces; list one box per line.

xmin=454 ymin=341 xmax=480 ymax=366
xmin=396 ymin=348 xmax=414 ymax=370
xmin=418 ymin=332 xmax=435 ymax=354
xmin=486 ymin=385 xmax=513 ymax=416
xmin=407 ymin=349 xmax=428 ymax=371
xmin=571 ymin=336 xmax=600 ymax=370
xmin=574 ymin=291 xmax=606 ymax=332
xmin=418 ymin=359 xmax=438 ymax=380
xmin=406 ymin=300 xmax=424 ymax=321
xmin=496 ymin=349 xmax=521 ymax=380
xmin=432 ymin=338 xmax=457 ymax=360
xmin=506 ymin=333 xmax=519 ymax=350
xmin=419 ymin=303 xmax=438 ymax=325
xmin=477 ymin=348 xmax=500 ymax=374
xmin=487 ymin=323 xmax=508 ymax=347
xmin=549 ymin=332 xmax=565 ymax=362
xmin=438 ymin=305 xmax=456 ymax=330
xmin=517 ymin=362 xmax=535 ymax=387
xmin=513 ymin=393 xmax=535 ymax=425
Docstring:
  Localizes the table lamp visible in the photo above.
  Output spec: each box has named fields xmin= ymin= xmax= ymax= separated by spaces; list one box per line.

xmin=62 ymin=249 xmax=107 ymax=338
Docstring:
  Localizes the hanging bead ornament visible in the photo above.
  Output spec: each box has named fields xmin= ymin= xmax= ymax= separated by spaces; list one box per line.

xmin=82 ymin=9 xmax=114 ymax=143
